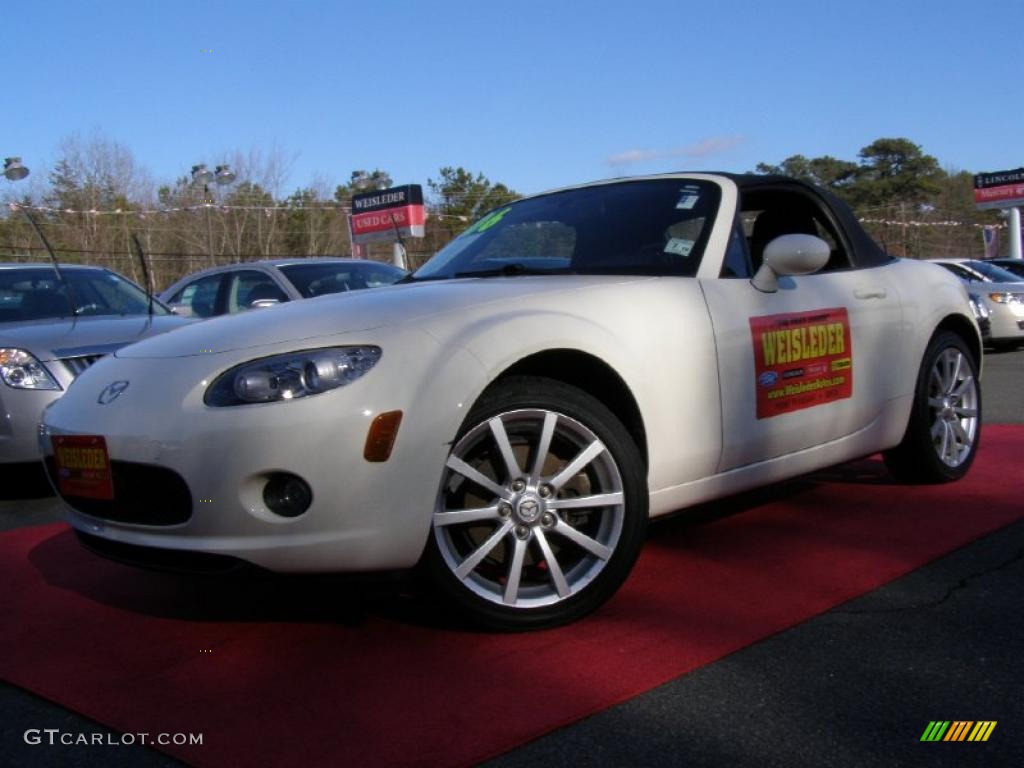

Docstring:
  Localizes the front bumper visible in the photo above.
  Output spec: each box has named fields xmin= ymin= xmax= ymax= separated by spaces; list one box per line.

xmin=41 ymin=332 xmax=485 ymax=573
xmin=0 ymin=387 xmax=63 ymax=464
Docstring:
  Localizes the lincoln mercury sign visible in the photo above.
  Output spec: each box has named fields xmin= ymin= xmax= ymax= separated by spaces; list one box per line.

xmin=974 ymin=167 xmax=1024 ymax=210
xmin=350 ymin=184 xmax=425 ymax=244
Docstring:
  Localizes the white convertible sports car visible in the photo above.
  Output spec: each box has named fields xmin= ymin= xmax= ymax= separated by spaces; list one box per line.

xmin=41 ymin=173 xmax=982 ymax=629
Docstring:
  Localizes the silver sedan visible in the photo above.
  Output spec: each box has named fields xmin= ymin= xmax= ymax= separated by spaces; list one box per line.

xmin=159 ymin=258 xmax=407 ymax=318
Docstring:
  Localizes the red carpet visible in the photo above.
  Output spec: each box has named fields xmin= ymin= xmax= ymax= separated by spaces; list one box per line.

xmin=1 ymin=425 xmax=1022 ymax=768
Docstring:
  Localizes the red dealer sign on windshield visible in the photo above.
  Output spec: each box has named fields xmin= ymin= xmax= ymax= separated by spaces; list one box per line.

xmin=350 ymin=184 xmax=425 ymax=244
xmin=749 ymin=307 xmax=853 ymax=419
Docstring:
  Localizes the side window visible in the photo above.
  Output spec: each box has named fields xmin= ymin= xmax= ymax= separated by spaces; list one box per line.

xmin=720 ymin=220 xmax=752 ymax=278
xmin=742 ymin=189 xmax=852 ymax=274
xmin=227 ymin=271 xmax=289 ymax=313
xmin=169 ymin=274 xmax=223 ymax=318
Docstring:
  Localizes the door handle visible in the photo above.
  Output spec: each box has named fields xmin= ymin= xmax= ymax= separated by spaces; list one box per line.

xmin=854 ymin=287 xmax=887 ymax=300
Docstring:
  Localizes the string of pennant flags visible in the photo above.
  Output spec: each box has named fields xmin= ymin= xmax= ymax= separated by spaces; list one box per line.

xmin=5 ymin=201 xmax=474 ymax=222
xmin=4 ymin=202 xmax=1008 ymax=230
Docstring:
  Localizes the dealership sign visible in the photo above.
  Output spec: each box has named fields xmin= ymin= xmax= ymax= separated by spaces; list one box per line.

xmin=350 ymin=185 xmax=425 ymax=244
xmin=973 ymin=167 xmax=1024 ymax=209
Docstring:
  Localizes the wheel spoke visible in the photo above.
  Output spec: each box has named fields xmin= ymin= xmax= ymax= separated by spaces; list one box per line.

xmin=455 ymin=520 xmax=514 ymax=580
xmin=503 ymin=536 xmax=528 ymax=605
xmin=940 ymin=351 xmax=957 ymax=392
xmin=488 ymin=416 xmax=521 ymax=483
xmin=548 ymin=439 xmax=606 ymax=490
xmin=938 ymin=422 xmax=952 ymax=463
xmin=547 ymin=491 xmax=624 ymax=510
xmin=951 ymin=419 xmax=971 ymax=447
xmin=929 ymin=367 xmax=943 ymax=394
xmin=952 ymin=376 xmax=975 ymax=399
xmin=928 ymin=397 xmax=946 ymax=409
xmin=529 ymin=411 xmax=558 ymax=486
xmin=954 ymin=407 xmax=978 ymax=418
xmin=930 ymin=420 xmax=944 ymax=440
xmin=433 ymin=505 xmax=500 ymax=527
xmin=534 ymin=529 xmax=570 ymax=598
xmin=552 ymin=517 xmax=612 ymax=560
xmin=446 ymin=455 xmax=506 ymax=499
xmin=949 ymin=352 xmax=963 ymax=391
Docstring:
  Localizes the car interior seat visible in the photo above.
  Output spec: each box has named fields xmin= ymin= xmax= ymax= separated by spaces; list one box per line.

xmin=749 ymin=208 xmax=820 ymax=273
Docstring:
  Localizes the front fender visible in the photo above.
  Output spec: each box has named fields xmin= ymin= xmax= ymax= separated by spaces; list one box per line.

xmin=416 ymin=279 xmax=723 ymax=493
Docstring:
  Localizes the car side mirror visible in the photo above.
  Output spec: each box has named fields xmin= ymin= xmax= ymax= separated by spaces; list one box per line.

xmin=751 ymin=234 xmax=831 ymax=293
xmin=250 ymin=298 xmax=281 ymax=310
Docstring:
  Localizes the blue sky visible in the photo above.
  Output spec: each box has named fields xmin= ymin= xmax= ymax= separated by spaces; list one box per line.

xmin=4 ymin=0 xmax=1022 ymax=199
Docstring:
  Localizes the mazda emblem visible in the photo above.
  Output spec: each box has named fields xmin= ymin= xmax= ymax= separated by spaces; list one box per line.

xmin=97 ymin=380 xmax=130 ymax=405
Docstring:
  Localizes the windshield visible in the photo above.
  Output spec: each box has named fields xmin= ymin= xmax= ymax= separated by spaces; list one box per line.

xmin=965 ymin=260 xmax=1024 ymax=283
xmin=0 ymin=267 xmax=168 ymax=323
xmin=278 ymin=261 xmax=407 ymax=298
xmin=413 ymin=179 xmax=721 ymax=280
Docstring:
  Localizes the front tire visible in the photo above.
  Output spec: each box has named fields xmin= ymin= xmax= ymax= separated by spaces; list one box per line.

xmin=883 ymin=331 xmax=981 ymax=483
xmin=424 ymin=376 xmax=648 ymax=630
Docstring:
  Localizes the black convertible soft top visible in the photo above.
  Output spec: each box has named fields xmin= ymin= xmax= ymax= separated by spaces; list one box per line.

xmin=722 ymin=173 xmax=894 ymax=269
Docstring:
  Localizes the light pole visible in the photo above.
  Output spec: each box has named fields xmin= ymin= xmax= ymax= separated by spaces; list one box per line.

xmin=4 ymin=157 xmax=30 ymax=256
xmin=190 ymin=163 xmax=237 ymax=264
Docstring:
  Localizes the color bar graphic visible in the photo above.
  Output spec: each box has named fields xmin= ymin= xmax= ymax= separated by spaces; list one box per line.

xmin=920 ymin=721 xmax=996 ymax=742
xmin=921 ymin=721 xmax=950 ymax=741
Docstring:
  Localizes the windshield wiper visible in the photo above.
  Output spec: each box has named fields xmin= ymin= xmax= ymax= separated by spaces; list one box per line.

xmin=453 ymin=263 xmax=572 ymax=279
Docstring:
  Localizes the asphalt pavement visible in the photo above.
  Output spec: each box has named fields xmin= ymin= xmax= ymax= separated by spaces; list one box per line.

xmin=2 ymin=349 xmax=1022 ymax=767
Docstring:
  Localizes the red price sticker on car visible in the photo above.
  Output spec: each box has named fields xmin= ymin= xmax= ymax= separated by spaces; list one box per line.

xmin=749 ymin=308 xmax=853 ymax=419
xmin=52 ymin=435 xmax=114 ymax=500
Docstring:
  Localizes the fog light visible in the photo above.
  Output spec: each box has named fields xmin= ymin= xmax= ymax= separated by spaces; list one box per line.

xmin=263 ymin=473 xmax=313 ymax=518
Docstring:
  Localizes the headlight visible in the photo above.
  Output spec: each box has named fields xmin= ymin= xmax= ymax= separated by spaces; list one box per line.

xmin=205 ymin=346 xmax=382 ymax=406
xmin=988 ymin=291 xmax=1024 ymax=304
xmin=0 ymin=348 xmax=62 ymax=391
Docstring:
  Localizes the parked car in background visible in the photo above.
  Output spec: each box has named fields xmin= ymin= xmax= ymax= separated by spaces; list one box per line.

xmin=44 ymin=173 xmax=982 ymax=629
xmin=988 ymin=258 xmax=1024 ymax=280
xmin=0 ymin=264 xmax=191 ymax=493
xmin=929 ymin=258 xmax=1024 ymax=348
xmin=160 ymin=258 xmax=408 ymax=318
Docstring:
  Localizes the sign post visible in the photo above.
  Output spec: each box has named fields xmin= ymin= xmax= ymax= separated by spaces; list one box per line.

xmin=974 ymin=168 xmax=1024 ymax=260
xmin=350 ymin=185 xmax=425 ymax=270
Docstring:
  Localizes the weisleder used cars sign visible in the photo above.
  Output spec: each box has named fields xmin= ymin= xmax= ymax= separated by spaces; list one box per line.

xmin=351 ymin=184 xmax=425 ymax=243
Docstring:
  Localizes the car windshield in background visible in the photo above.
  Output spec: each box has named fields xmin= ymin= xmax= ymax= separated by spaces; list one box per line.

xmin=0 ymin=268 xmax=167 ymax=323
xmin=413 ymin=179 xmax=722 ymax=281
xmin=278 ymin=262 xmax=407 ymax=298
xmin=965 ymin=260 xmax=1023 ymax=283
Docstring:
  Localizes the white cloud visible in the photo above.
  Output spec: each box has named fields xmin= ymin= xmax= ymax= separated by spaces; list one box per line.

xmin=606 ymin=136 xmax=745 ymax=167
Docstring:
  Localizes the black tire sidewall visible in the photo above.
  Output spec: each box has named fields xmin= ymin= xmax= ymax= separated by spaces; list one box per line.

xmin=891 ymin=331 xmax=982 ymax=483
xmin=424 ymin=375 xmax=648 ymax=631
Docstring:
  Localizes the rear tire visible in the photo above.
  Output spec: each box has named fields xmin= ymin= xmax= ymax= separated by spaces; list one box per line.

xmin=883 ymin=331 xmax=981 ymax=483
xmin=424 ymin=376 xmax=648 ymax=631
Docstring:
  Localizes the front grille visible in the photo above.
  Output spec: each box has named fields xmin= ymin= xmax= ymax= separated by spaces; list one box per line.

xmin=61 ymin=354 xmax=105 ymax=378
xmin=45 ymin=457 xmax=193 ymax=526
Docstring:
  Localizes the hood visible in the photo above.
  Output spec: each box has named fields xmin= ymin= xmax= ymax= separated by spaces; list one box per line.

xmin=117 ymin=275 xmax=644 ymax=359
xmin=0 ymin=315 xmax=193 ymax=361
